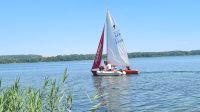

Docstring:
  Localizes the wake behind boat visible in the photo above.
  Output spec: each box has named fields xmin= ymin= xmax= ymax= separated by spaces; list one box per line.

xmin=91 ymin=10 xmax=139 ymax=76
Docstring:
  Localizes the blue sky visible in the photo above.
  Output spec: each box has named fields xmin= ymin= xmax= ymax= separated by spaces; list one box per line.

xmin=0 ymin=0 xmax=199 ymax=56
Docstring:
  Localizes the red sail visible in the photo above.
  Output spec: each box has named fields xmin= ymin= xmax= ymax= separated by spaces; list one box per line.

xmin=92 ymin=26 xmax=104 ymax=69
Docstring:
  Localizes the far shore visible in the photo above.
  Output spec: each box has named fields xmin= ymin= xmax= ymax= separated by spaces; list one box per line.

xmin=0 ymin=50 xmax=200 ymax=64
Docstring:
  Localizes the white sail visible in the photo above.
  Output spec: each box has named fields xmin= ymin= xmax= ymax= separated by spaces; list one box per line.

xmin=106 ymin=10 xmax=129 ymax=66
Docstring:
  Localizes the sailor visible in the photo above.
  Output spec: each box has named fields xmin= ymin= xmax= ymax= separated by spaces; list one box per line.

xmin=126 ymin=66 xmax=131 ymax=70
xmin=104 ymin=61 xmax=112 ymax=71
xmin=99 ymin=66 xmax=104 ymax=71
xmin=107 ymin=62 xmax=112 ymax=71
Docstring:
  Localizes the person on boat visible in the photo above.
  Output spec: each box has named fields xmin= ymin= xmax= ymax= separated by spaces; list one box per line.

xmin=99 ymin=66 xmax=104 ymax=71
xmin=104 ymin=61 xmax=112 ymax=71
xmin=107 ymin=61 xmax=112 ymax=71
xmin=126 ymin=66 xmax=131 ymax=70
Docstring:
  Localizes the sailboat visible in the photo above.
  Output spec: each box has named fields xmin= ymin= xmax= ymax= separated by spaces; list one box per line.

xmin=91 ymin=10 xmax=139 ymax=76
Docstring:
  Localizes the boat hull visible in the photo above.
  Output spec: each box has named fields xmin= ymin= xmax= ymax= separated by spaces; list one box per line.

xmin=96 ymin=71 xmax=125 ymax=76
xmin=123 ymin=69 xmax=139 ymax=74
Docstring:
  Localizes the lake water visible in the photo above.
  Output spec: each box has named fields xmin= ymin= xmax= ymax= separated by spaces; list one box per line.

xmin=0 ymin=55 xmax=200 ymax=112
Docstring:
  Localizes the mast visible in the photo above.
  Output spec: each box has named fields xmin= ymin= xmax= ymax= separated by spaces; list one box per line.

xmin=106 ymin=10 xmax=109 ymax=61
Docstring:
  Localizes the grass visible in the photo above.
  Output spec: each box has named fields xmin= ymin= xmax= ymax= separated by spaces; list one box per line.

xmin=0 ymin=69 xmax=103 ymax=112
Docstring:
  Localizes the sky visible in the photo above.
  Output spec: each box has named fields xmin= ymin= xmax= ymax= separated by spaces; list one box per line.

xmin=0 ymin=0 xmax=200 ymax=56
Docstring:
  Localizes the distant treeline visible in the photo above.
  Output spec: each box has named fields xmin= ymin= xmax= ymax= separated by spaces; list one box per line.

xmin=0 ymin=50 xmax=200 ymax=64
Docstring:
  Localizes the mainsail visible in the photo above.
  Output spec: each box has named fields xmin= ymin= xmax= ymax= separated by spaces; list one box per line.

xmin=92 ymin=26 xmax=105 ymax=69
xmin=106 ymin=11 xmax=129 ymax=66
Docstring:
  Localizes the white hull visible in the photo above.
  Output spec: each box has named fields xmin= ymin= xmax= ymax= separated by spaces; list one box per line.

xmin=96 ymin=70 xmax=126 ymax=76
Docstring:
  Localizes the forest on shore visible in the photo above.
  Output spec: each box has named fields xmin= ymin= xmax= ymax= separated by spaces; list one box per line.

xmin=0 ymin=50 xmax=200 ymax=64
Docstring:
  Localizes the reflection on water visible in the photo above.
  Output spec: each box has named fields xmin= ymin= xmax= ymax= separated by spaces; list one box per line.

xmin=92 ymin=75 xmax=136 ymax=112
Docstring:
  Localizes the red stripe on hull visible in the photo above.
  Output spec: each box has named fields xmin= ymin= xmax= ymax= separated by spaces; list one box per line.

xmin=123 ymin=69 xmax=139 ymax=75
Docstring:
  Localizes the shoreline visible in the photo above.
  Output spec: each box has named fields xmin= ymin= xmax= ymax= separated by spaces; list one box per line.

xmin=0 ymin=50 xmax=200 ymax=64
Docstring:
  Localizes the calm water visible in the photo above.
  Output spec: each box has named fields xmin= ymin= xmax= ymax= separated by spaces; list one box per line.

xmin=0 ymin=55 xmax=200 ymax=112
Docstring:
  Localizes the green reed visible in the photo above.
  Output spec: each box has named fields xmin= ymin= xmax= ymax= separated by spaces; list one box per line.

xmin=0 ymin=69 xmax=72 ymax=112
xmin=0 ymin=69 xmax=103 ymax=112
